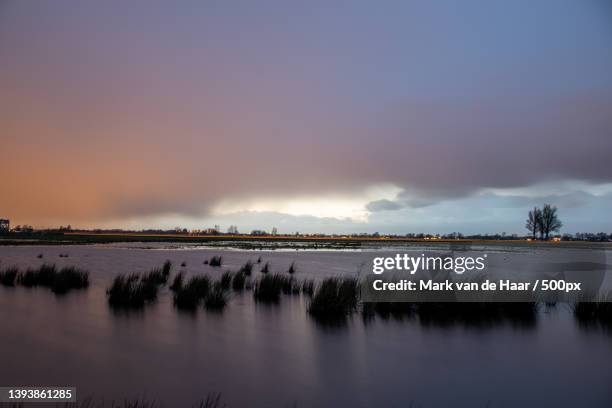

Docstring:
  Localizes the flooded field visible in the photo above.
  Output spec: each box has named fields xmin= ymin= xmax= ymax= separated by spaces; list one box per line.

xmin=0 ymin=244 xmax=611 ymax=407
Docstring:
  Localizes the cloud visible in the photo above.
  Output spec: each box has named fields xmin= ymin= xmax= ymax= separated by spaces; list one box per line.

xmin=1 ymin=1 xmax=612 ymax=230
xmin=365 ymin=200 xmax=403 ymax=212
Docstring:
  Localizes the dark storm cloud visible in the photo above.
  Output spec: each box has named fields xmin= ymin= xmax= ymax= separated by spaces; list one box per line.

xmin=1 ymin=0 xmax=612 ymax=228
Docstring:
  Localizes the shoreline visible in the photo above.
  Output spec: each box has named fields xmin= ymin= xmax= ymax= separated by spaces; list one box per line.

xmin=1 ymin=232 xmax=611 ymax=250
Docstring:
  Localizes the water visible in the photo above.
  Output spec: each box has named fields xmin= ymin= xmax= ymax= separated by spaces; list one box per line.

xmin=0 ymin=245 xmax=611 ymax=407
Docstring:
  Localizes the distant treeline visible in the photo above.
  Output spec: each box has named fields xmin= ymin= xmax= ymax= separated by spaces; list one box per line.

xmin=1 ymin=229 xmax=611 ymax=242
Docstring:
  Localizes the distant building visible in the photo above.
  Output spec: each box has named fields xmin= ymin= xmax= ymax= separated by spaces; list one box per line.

xmin=0 ymin=219 xmax=9 ymax=232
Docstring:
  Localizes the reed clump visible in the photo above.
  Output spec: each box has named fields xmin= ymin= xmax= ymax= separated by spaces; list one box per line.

xmin=12 ymin=264 xmax=89 ymax=294
xmin=106 ymin=262 xmax=173 ymax=308
xmin=253 ymin=274 xmax=286 ymax=303
xmin=301 ymin=279 xmax=314 ymax=296
xmin=173 ymin=275 xmax=211 ymax=309
xmin=308 ymin=277 xmax=359 ymax=318
xmin=0 ymin=266 xmax=19 ymax=286
xmin=203 ymin=283 xmax=228 ymax=310
xmin=573 ymin=295 xmax=612 ymax=328
xmin=170 ymin=272 xmax=184 ymax=291
xmin=209 ymin=256 xmax=223 ymax=267
xmin=107 ymin=274 xmax=155 ymax=308
xmin=220 ymin=271 xmax=233 ymax=290
xmin=231 ymin=272 xmax=246 ymax=291
xmin=239 ymin=261 xmax=254 ymax=276
xmin=51 ymin=266 xmax=90 ymax=294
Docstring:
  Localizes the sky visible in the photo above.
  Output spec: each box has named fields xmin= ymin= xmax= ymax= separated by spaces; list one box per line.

xmin=1 ymin=0 xmax=612 ymax=234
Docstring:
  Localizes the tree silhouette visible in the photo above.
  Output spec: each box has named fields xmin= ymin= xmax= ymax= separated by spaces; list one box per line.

xmin=541 ymin=204 xmax=562 ymax=240
xmin=525 ymin=207 xmax=542 ymax=240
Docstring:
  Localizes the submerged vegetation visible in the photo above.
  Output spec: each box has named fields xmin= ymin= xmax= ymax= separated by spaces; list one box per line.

xmin=239 ymin=260 xmax=254 ymax=276
xmin=170 ymin=272 xmax=184 ymax=291
xmin=106 ymin=261 xmax=174 ymax=308
xmin=0 ymin=264 xmax=89 ymax=294
xmin=231 ymin=272 xmax=246 ymax=291
xmin=308 ymin=277 xmax=359 ymax=320
xmin=173 ymin=275 xmax=211 ymax=310
xmin=203 ymin=283 xmax=228 ymax=310
xmin=209 ymin=256 xmax=223 ymax=267
xmin=1 ymin=255 xmax=610 ymax=330
xmin=107 ymin=274 xmax=159 ymax=308
xmin=0 ymin=266 xmax=19 ymax=286
xmin=573 ymin=295 xmax=612 ymax=330
xmin=253 ymin=274 xmax=290 ymax=303
xmin=172 ymin=275 xmax=228 ymax=311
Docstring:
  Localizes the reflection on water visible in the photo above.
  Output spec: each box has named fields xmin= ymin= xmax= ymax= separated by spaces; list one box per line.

xmin=0 ymin=246 xmax=611 ymax=407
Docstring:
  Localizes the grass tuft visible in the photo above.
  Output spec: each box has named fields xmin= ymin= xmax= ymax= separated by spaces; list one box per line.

xmin=220 ymin=271 xmax=233 ymax=290
xmin=209 ymin=256 xmax=223 ymax=267
xmin=0 ymin=266 xmax=19 ymax=287
xmin=107 ymin=274 xmax=154 ymax=308
xmin=203 ymin=283 xmax=228 ymax=310
xmin=173 ymin=275 xmax=211 ymax=310
xmin=231 ymin=272 xmax=246 ymax=291
xmin=253 ymin=274 xmax=292 ymax=302
xmin=169 ymin=272 xmax=184 ymax=291
xmin=301 ymin=279 xmax=314 ymax=296
xmin=12 ymin=264 xmax=89 ymax=294
xmin=239 ymin=261 xmax=254 ymax=276
xmin=308 ymin=277 xmax=359 ymax=319
xmin=51 ymin=266 xmax=89 ymax=294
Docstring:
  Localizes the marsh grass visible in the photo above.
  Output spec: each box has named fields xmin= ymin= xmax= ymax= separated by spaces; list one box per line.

xmin=308 ymin=277 xmax=359 ymax=319
xmin=220 ymin=271 xmax=233 ymax=289
xmin=11 ymin=264 xmax=89 ymax=294
xmin=141 ymin=268 xmax=168 ymax=286
xmin=231 ymin=272 xmax=246 ymax=291
xmin=239 ymin=261 xmax=254 ymax=276
xmin=301 ymin=279 xmax=314 ymax=297
xmin=280 ymin=276 xmax=300 ymax=295
xmin=209 ymin=256 xmax=223 ymax=267
xmin=253 ymin=274 xmax=285 ymax=303
xmin=18 ymin=268 xmax=39 ymax=287
xmin=203 ymin=283 xmax=228 ymax=310
xmin=51 ymin=266 xmax=90 ymax=294
xmin=0 ymin=266 xmax=19 ymax=286
xmin=106 ymin=262 xmax=175 ymax=308
xmin=162 ymin=260 xmax=172 ymax=277
xmin=573 ymin=295 xmax=612 ymax=329
xmin=169 ymin=272 xmax=184 ymax=291
xmin=107 ymin=274 xmax=152 ymax=308
xmin=173 ymin=275 xmax=211 ymax=309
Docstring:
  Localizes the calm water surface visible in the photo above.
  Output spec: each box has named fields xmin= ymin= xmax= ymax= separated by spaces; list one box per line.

xmin=0 ymin=245 xmax=611 ymax=407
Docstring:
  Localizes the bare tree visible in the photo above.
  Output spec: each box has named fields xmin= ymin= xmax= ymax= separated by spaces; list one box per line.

xmin=541 ymin=204 xmax=562 ymax=240
xmin=525 ymin=207 xmax=542 ymax=240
